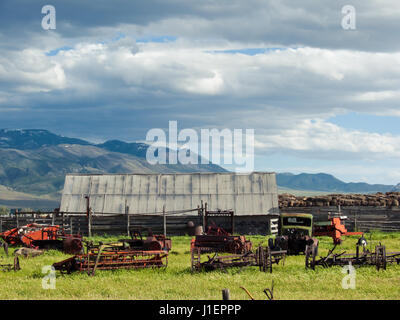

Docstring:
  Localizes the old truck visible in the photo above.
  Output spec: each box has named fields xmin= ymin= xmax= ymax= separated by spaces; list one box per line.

xmin=270 ymin=213 xmax=318 ymax=255
xmin=271 ymin=210 xmax=364 ymax=254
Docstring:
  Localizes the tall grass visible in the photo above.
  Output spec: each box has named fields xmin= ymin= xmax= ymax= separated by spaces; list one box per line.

xmin=0 ymin=232 xmax=399 ymax=300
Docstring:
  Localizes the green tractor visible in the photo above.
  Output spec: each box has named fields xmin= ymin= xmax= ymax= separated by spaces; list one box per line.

xmin=269 ymin=213 xmax=318 ymax=255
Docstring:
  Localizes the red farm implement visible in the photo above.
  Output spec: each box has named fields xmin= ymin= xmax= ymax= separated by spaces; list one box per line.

xmin=313 ymin=213 xmax=363 ymax=245
xmin=190 ymin=227 xmax=285 ymax=272
xmin=53 ymin=230 xmax=171 ymax=275
xmin=0 ymin=223 xmax=83 ymax=254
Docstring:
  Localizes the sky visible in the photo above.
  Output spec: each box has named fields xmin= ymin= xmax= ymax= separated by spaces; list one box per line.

xmin=1 ymin=1 xmax=400 ymax=184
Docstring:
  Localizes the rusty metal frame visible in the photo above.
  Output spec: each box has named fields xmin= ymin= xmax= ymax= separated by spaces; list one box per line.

xmin=191 ymin=245 xmax=286 ymax=273
xmin=0 ymin=257 xmax=20 ymax=272
xmin=205 ymin=209 xmax=235 ymax=235
xmin=305 ymin=243 xmax=400 ymax=271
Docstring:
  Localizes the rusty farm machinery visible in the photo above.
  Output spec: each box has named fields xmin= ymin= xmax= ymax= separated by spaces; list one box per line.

xmin=305 ymin=237 xmax=400 ymax=271
xmin=190 ymin=228 xmax=286 ymax=273
xmin=53 ymin=229 xmax=171 ymax=275
xmin=313 ymin=208 xmax=364 ymax=245
xmin=0 ymin=256 xmax=20 ymax=272
xmin=0 ymin=223 xmax=83 ymax=254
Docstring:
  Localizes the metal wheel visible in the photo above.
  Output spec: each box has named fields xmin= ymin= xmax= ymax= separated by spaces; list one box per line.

xmin=305 ymin=245 xmax=317 ymax=270
xmin=256 ymin=247 xmax=264 ymax=272
xmin=375 ymin=245 xmax=387 ymax=271
xmin=268 ymin=249 xmax=273 ymax=273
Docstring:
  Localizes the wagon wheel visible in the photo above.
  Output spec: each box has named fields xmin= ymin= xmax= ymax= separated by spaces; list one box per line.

xmin=191 ymin=248 xmax=201 ymax=272
xmin=375 ymin=246 xmax=387 ymax=271
xmin=375 ymin=247 xmax=381 ymax=271
xmin=3 ymin=242 xmax=8 ymax=256
xmin=268 ymin=250 xmax=273 ymax=273
xmin=228 ymin=240 xmax=243 ymax=254
xmin=305 ymin=245 xmax=312 ymax=269
xmin=256 ymin=247 xmax=261 ymax=271
xmin=257 ymin=247 xmax=265 ymax=272
xmin=164 ymin=255 xmax=168 ymax=268
xmin=190 ymin=249 xmax=196 ymax=272
xmin=381 ymin=246 xmax=387 ymax=270
xmin=306 ymin=245 xmax=317 ymax=270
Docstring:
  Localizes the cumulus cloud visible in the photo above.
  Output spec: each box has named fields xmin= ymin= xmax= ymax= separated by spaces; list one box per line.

xmin=1 ymin=0 xmax=400 ymax=183
xmin=255 ymin=119 xmax=400 ymax=160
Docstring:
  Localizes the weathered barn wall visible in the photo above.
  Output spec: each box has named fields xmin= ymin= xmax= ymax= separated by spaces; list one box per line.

xmin=60 ymin=172 xmax=279 ymax=216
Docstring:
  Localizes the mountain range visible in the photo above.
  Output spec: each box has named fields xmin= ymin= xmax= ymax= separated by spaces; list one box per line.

xmin=0 ymin=129 xmax=225 ymax=199
xmin=276 ymin=172 xmax=395 ymax=194
xmin=0 ymin=129 xmax=398 ymax=209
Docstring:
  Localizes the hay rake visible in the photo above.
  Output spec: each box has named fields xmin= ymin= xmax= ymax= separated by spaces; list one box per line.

xmin=53 ymin=234 xmax=170 ymax=275
xmin=53 ymin=246 xmax=168 ymax=275
xmin=305 ymin=243 xmax=400 ymax=271
xmin=191 ymin=245 xmax=286 ymax=273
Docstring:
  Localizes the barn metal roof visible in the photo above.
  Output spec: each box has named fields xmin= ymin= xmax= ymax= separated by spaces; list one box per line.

xmin=60 ymin=172 xmax=279 ymax=215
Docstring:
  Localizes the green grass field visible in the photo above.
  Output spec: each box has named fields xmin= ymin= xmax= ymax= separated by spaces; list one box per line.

xmin=1 ymin=232 xmax=400 ymax=300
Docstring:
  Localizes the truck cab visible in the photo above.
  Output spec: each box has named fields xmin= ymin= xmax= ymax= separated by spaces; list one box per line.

xmin=280 ymin=213 xmax=313 ymax=237
xmin=270 ymin=213 xmax=317 ymax=255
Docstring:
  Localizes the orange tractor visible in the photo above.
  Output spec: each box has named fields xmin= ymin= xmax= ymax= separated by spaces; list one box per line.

xmin=0 ymin=223 xmax=83 ymax=254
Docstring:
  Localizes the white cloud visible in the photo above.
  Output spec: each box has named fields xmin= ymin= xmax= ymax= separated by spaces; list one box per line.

xmin=255 ymin=119 xmax=400 ymax=160
xmin=1 ymin=0 xmax=400 ymax=183
xmin=0 ymin=49 xmax=66 ymax=93
xmin=1 ymin=41 xmax=400 ymax=163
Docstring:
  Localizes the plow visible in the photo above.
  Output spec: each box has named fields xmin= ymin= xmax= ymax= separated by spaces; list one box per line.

xmin=53 ymin=230 xmax=171 ymax=275
xmin=305 ymin=241 xmax=400 ymax=271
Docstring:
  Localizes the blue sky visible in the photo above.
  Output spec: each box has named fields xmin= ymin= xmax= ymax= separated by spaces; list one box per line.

xmin=329 ymin=113 xmax=400 ymax=135
xmin=1 ymin=0 xmax=400 ymax=184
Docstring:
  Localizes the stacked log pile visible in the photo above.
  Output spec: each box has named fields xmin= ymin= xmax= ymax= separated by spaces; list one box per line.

xmin=279 ymin=192 xmax=400 ymax=208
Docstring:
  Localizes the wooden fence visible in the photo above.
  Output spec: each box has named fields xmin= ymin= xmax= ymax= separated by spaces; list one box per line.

xmin=2 ymin=206 xmax=398 ymax=236
xmin=0 ymin=210 xmax=275 ymax=236
xmin=0 ymin=209 xmax=202 ymax=236
xmin=281 ymin=206 xmax=400 ymax=232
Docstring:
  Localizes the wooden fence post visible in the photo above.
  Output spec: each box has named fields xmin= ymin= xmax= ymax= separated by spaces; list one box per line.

xmin=163 ymin=205 xmax=167 ymax=237
xmin=203 ymin=202 xmax=207 ymax=231
xmin=0 ymin=218 xmax=2 ymax=233
xmin=52 ymin=212 xmax=55 ymax=226
xmin=16 ymin=211 xmax=19 ymax=228
xmin=70 ymin=216 xmax=73 ymax=235
xmin=222 ymin=289 xmax=230 ymax=300
xmin=88 ymin=210 xmax=92 ymax=237
xmin=200 ymin=201 xmax=204 ymax=228
xmin=354 ymin=212 xmax=358 ymax=232
xmin=126 ymin=204 xmax=130 ymax=237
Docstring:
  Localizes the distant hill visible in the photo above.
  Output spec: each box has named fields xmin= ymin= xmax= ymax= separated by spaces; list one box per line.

xmin=392 ymin=183 xmax=400 ymax=192
xmin=0 ymin=129 xmax=227 ymax=199
xmin=276 ymin=172 xmax=395 ymax=194
xmin=0 ymin=184 xmax=59 ymax=209
xmin=0 ymin=129 xmax=90 ymax=149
